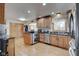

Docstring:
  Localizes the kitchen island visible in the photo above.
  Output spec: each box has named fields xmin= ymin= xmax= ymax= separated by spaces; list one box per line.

xmin=23 ymin=32 xmax=38 ymax=45
xmin=23 ymin=32 xmax=32 ymax=45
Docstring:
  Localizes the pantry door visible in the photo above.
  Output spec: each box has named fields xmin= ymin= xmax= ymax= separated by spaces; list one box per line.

xmin=10 ymin=23 xmax=24 ymax=38
xmin=17 ymin=23 xmax=24 ymax=38
xmin=9 ymin=23 xmax=24 ymax=56
xmin=10 ymin=23 xmax=17 ymax=38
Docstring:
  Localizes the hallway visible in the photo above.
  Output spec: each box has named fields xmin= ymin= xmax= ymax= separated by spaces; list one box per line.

xmin=15 ymin=38 xmax=69 ymax=56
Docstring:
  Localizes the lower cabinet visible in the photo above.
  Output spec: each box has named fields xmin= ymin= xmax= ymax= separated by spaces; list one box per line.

xmin=50 ymin=35 xmax=71 ymax=49
xmin=58 ymin=36 xmax=71 ymax=49
xmin=24 ymin=32 xmax=32 ymax=45
xmin=63 ymin=36 xmax=71 ymax=49
xmin=39 ymin=33 xmax=45 ymax=42
xmin=39 ymin=33 xmax=71 ymax=49
xmin=50 ymin=35 xmax=58 ymax=46
xmin=58 ymin=36 xmax=64 ymax=48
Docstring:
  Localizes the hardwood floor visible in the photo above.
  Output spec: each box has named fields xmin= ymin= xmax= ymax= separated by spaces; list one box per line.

xmin=7 ymin=38 xmax=15 ymax=56
xmin=15 ymin=38 xmax=69 ymax=56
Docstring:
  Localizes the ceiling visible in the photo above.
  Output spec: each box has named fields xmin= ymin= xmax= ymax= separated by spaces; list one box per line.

xmin=5 ymin=3 xmax=75 ymax=21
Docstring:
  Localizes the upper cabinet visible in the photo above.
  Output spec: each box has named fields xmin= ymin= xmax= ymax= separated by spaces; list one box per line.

xmin=44 ymin=17 xmax=52 ymax=29
xmin=37 ymin=14 xmax=67 ymax=32
xmin=0 ymin=3 xmax=5 ymax=24
xmin=37 ymin=18 xmax=45 ymax=28
xmin=37 ymin=15 xmax=52 ymax=29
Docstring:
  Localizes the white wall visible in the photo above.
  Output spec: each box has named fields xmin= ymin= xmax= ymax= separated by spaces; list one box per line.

xmin=28 ymin=22 xmax=38 ymax=32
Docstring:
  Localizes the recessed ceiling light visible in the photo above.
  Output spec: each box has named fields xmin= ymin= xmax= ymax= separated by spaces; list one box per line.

xmin=18 ymin=17 xmax=26 ymax=21
xmin=27 ymin=10 xmax=31 ymax=13
xmin=42 ymin=3 xmax=46 ymax=6
xmin=56 ymin=13 xmax=63 ymax=18
xmin=56 ymin=13 xmax=61 ymax=17
xmin=39 ymin=16 xmax=41 ymax=17
xmin=51 ymin=12 xmax=54 ymax=14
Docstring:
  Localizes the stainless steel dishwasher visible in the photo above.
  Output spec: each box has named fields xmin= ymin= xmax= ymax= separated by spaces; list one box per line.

xmin=44 ymin=33 xmax=50 ymax=44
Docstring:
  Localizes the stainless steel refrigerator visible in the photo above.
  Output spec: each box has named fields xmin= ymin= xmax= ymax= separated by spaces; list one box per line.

xmin=74 ymin=3 xmax=79 ymax=56
xmin=69 ymin=3 xmax=79 ymax=56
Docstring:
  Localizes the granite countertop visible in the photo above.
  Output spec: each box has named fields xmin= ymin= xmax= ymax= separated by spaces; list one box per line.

xmin=39 ymin=32 xmax=70 ymax=36
xmin=50 ymin=32 xmax=70 ymax=36
xmin=25 ymin=31 xmax=70 ymax=36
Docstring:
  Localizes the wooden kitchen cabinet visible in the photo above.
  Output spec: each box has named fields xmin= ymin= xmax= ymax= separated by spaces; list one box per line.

xmin=63 ymin=36 xmax=71 ymax=49
xmin=49 ymin=34 xmax=71 ymax=49
xmin=44 ymin=17 xmax=52 ymax=28
xmin=37 ymin=15 xmax=52 ymax=29
xmin=50 ymin=35 xmax=58 ymax=46
xmin=58 ymin=36 xmax=71 ymax=49
xmin=0 ymin=3 xmax=5 ymax=24
xmin=37 ymin=18 xmax=45 ymax=28
xmin=58 ymin=36 xmax=67 ymax=48
xmin=23 ymin=32 xmax=32 ymax=45
xmin=58 ymin=36 xmax=64 ymax=48
xmin=39 ymin=33 xmax=45 ymax=42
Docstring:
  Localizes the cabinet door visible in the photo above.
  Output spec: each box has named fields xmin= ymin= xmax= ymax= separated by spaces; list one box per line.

xmin=37 ymin=20 xmax=41 ymax=28
xmin=39 ymin=33 xmax=45 ymax=42
xmin=58 ymin=36 xmax=70 ymax=49
xmin=50 ymin=35 xmax=58 ymax=46
xmin=10 ymin=23 xmax=17 ymax=37
xmin=37 ymin=18 xmax=45 ymax=28
xmin=0 ymin=3 xmax=5 ymax=24
xmin=44 ymin=17 xmax=52 ymax=28
xmin=58 ymin=36 xmax=64 ymax=48
xmin=44 ymin=18 xmax=48 ymax=28
xmin=63 ymin=36 xmax=71 ymax=49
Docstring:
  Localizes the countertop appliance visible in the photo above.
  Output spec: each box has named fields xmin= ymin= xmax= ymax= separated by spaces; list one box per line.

xmin=0 ymin=24 xmax=8 ymax=56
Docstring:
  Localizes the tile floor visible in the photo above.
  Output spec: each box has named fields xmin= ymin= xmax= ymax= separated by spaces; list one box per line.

xmin=15 ymin=38 xmax=69 ymax=56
